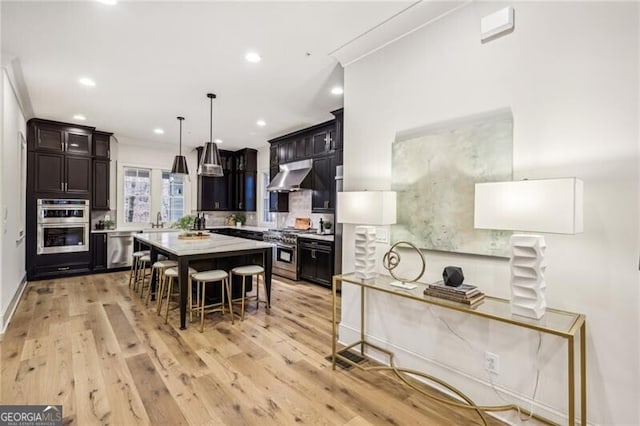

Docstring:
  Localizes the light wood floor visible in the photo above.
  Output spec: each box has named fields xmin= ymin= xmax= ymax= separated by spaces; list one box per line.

xmin=0 ymin=271 xmax=504 ymax=425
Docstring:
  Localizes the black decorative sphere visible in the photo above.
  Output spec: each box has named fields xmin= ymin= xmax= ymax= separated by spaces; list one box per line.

xmin=443 ymin=266 xmax=464 ymax=287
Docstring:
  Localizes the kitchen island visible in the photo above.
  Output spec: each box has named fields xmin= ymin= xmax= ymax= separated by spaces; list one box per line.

xmin=134 ymin=231 xmax=273 ymax=329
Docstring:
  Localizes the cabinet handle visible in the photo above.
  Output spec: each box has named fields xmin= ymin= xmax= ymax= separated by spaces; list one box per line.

xmin=64 ymin=182 xmax=68 ymax=192
xmin=60 ymin=182 xmax=64 ymax=191
xmin=239 ymin=202 xmax=243 ymax=209
xmin=311 ymin=249 xmax=316 ymax=259
xmin=61 ymin=141 xmax=64 ymax=151
xmin=57 ymin=267 xmax=70 ymax=271
xmin=324 ymin=200 xmax=329 ymax=208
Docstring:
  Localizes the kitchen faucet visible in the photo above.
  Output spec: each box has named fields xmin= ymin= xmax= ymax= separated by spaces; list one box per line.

xmin=151 ymin=211 xmax=164 ymax=228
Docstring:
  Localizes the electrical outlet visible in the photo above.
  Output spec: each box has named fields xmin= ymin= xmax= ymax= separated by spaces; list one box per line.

xmin=485 ymin=351 xmax=500 ymax=375
xmin=375 ymin=228 xmax=389 ymax=243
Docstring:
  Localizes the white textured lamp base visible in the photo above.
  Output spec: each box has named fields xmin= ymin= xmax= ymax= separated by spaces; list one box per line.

xmin=354 ymin=226 xmax=377 ymax=279
xmin=510 ymin=234 xmax=547 ymax=319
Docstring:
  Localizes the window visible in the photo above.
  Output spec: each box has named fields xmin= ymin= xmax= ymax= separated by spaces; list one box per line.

xmin=262 ymin=172 xmax=273 ymax=223
xmin=162 ymin=172 xmax=185 ymax=222
xmin=123 ymin=167 xmax=151 ymax=224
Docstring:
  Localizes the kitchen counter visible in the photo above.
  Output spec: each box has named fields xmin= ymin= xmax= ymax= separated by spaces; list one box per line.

xmin=91 ymin=228 xmax=181 ymax=234
xmin=296 ymin=233 xmax=334 ymax=242
xmin=135 ymin=231 xmax=272 ymax=257
xmin=208 ymin=225 xmax=271 ymax=232
xmin=134 ymin=231 xmax=273 ymax=330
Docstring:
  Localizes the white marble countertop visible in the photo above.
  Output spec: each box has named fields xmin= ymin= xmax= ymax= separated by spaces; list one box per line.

xmin=296 ymin=233 xmax=334 ymax=242
xmin=135 ymin=231 xmax=273 ymax=257
xmin=208 ymin=225 xmax=270 ymax=232
xmin=91 ymin=228 xmax=181 ymax=234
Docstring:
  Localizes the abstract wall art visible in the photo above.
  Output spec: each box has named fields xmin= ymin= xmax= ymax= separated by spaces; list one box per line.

xmin=391 ymin=109 xmax=513 ymax=257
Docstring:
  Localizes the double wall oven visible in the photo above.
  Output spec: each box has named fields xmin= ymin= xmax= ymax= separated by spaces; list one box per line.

xmin=37 ymin=199 xmax=90 ymax=254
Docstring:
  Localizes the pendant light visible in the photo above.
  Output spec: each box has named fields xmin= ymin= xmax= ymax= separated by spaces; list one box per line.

xmin=171 ymin=116 xmax=189 ymax=175
xmin=198 ymin=93 xmax=223 ymax=177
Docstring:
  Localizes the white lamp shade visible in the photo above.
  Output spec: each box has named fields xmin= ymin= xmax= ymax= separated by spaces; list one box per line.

xmin=337 ymin=191 xmax=397 ymax=225
xmin=474 ymin=178 xmax=583 ymax=234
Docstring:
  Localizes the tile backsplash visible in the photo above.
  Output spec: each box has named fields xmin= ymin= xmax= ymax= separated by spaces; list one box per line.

xmin=280 ymin=190 xmax=334 ymax=230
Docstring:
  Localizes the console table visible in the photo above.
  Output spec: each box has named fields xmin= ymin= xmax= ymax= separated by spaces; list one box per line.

xmin=331 ymin=273 xmax=586 ymax=426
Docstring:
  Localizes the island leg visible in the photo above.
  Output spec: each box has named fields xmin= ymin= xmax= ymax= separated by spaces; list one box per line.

xmin=264 ymin=247 xmax=273 ymax=306
xmin=178 ymin=257 xmax=189 ymax=330
xmin=149 ymin=248 xmax=158 ymax=301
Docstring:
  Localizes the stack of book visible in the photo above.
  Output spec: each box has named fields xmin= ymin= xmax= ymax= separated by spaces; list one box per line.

xmin=423 ymin=281 xmax=485 ymax=307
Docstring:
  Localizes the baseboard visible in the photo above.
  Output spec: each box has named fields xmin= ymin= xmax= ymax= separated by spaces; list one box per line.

xmin=0 ymin=273 xmax=28 ymax=338
xmin=338 ymin=322 xmax=579 ymax=426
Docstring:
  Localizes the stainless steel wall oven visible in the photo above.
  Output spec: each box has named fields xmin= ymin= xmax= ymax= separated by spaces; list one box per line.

xmin=37 ymin=199 xmax=90 ymax=254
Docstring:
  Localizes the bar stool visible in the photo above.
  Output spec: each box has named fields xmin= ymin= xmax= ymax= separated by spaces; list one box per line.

xmin=133 ymin=254 xmax=152 ymax=293
xmin=128 ymin=250 xmax=150 ymax=288
xmin=192 ymin=270 xmax=234 ymax=332
xmin=143 ymin=260 xmax=178 ymax=306
xmin=230 ymin=265 xmax=269 ymax=321
xmin=158 ymin=266 xmax=197 ymax=324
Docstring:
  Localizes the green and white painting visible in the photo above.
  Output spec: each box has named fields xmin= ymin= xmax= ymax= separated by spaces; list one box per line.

xmin=391 ymin=109 xmax=513 ymax=257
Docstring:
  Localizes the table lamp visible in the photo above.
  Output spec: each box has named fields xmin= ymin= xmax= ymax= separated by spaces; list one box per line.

xmin=337 ymin=191 xmax=397 ymax=279
xmin=474 ymin=178 xmax=583 ymax=319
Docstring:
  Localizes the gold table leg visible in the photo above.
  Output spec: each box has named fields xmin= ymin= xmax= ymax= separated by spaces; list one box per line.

xmin=568 ymin=334 xmax=575 ymax=425
xmin=332 ymin=276 xmax=337 ymax=370
xmin=580 ymin=322 xmax=586 ymax=425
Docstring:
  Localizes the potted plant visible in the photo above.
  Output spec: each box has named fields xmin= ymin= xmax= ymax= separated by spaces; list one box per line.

xmin=233 ymin=213 xmax=246 ymax=228
xmin=103 ymin=219 xmax=115 ymax=230
xmin=323 ymin=221 xmax=333 ymax=234
xmin=172 ymin=215 xmax=196 ymax=234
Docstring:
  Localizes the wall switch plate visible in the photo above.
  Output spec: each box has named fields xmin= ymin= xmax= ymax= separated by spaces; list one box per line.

xmin=485 ymin=351 xmax=500 ymax=375
xmin=375 ymin=228 xmax=389 ymax=244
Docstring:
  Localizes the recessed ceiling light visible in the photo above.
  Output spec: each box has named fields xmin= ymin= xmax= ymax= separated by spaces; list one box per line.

xmin=331 ymin=86 xmax=344 ymax=95
xmin=154 ymin=128 xmax=164 ymax=135
xmin=214 ymin=138 xmax=223 ymax=144
xmin=97 ymin=0 xmax=117 ymax=4
xmin=78 ymin=77 xmax=96 ymax=87
xmin=256 ymin=119 xmax=266 ymax=127
xmin=73 ymin=114 xmax=86 ymax=121
xmin=245 ymin=52 xmax=262 ymax=63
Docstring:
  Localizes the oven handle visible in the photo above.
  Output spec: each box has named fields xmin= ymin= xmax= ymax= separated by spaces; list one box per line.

xmin=275 ymin=243 xmax=296 ymax=250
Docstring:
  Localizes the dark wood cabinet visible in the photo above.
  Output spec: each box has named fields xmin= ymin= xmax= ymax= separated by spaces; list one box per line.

xmin=65 ymin=156 xmax=91 ymax=194
xmin=312 ymin=126 xmax=334 ymax=156
xmin=311 ymin=155 xmax=336 ymax=213
xmin=33 ymin=153 xmax=91 ymax=195
xmin=93 ymin=160 xmax=110 ymax=210
xmin=93 ymin=131 xmax=111 ymax=159
xmin=197 ymin=148 xmax=256 ymax=212
xmin=33 ymin=123 xmax=65 ymax=152
xmin=28 ymin=119 xmax=93 ymax=156
xmin=298 ymin=238 xmax=334 ymax=287
xmin=234 ymin=149 xmax=257 ymax=211
xmin=34 ymin=152 xmax=65 ymax=193
xmin=66 ymin=131 xmax=91 ymax=156
xmin=331 ymin=108 xmax=343 ymax=152
xmin=92 ymin=233 xmax=108 ymax=271
xmin=198 ymin=148 xmax=232 ymax=211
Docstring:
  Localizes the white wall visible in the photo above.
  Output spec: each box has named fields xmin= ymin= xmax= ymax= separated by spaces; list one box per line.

xmin=341 ymin=2 xmax=639 ymax=425
xmin=0 ymin=69 xmax=27 ymax=332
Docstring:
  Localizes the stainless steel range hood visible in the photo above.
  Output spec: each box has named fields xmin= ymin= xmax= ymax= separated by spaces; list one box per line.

xmin=267 ymin=159 xmax=313 ymax=192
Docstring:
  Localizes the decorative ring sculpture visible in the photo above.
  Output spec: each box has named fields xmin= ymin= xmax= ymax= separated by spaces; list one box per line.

xmin=382 ymin=241 xmax=426 ymax=283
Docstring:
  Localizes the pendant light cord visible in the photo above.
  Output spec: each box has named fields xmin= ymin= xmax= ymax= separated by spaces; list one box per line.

xmin=209 ymin=95 xmax=213 ymax=143
xmin=179 ymin=118 xmax=183 ymax=155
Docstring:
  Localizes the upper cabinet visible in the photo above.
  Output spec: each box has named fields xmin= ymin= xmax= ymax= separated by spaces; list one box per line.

xmin=27 ymin=118 xmax=112 ymax=202
xmin=93 ymin=131 xmax=111 ymax=159
xmin=268 ymin=108 xmax=343 ymax=213
xmin=29 ymin=119 xmax=92 ymax=156
xmin=197 ymin=148 xmax=257 ymax=212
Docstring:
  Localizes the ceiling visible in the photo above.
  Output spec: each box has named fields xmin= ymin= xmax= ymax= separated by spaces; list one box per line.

xmin=1 ymin=1 xmax=414 ymax=151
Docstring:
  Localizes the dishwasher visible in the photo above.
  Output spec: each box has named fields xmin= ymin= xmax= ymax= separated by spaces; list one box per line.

xmin=107 ymin=232 xmax=135 ymax=268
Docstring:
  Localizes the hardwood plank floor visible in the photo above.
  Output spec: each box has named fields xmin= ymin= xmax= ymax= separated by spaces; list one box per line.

xmin=0 ymin=271 xmax=506 ymax=425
